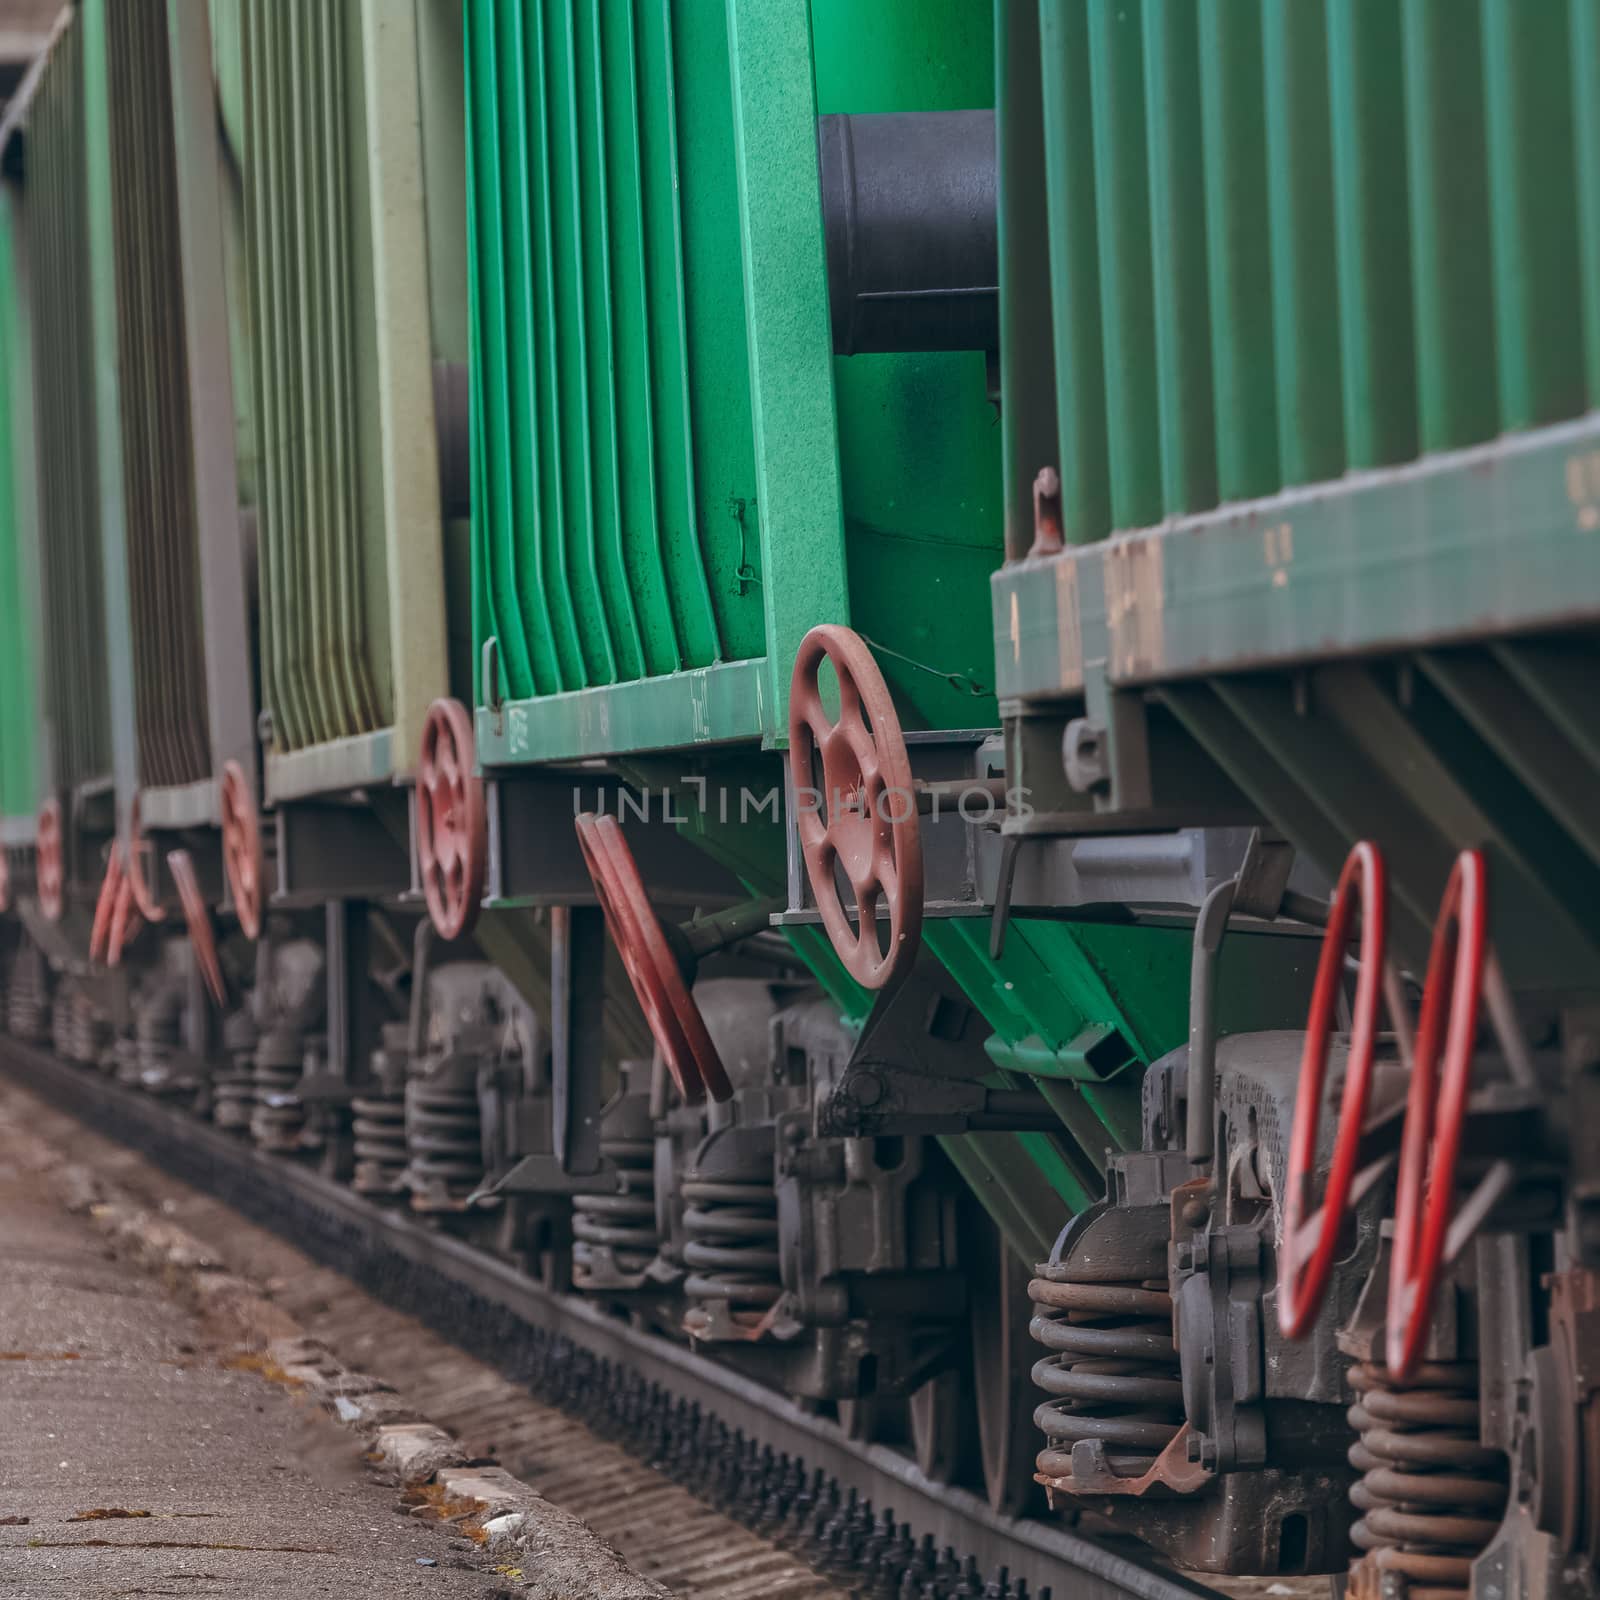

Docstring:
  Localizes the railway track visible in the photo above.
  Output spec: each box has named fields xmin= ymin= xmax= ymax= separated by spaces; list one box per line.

xmin=0 ymin=1034 xmax=1237 ymax=1600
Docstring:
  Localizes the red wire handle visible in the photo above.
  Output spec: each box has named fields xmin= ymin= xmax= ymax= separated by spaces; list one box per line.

xmin=1387 ymin=849 xmax=1487 ymax=1380
xmin=1279 ymin=841 xmax=1387 ymax=1341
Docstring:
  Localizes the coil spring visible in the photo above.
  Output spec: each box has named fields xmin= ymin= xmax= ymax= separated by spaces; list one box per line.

xmin=682 ymin=1177 xmax=782 ymax=1326
xmin=352 ymin=1092 xmax=408 ymax=1195
xmin=249 ymin=1028 xmax=305 ymax=1151
xmin=6 ymin=946 xmax=47 ymax=1042
xmin=212 ymin=1010 xmax=257 ymax=1133
xmin=1347 ymin=1361 xmax=1509 ymax=1600
xmin=112 ymin=1034 xmax=142 ymax=1087
xmin=54 ymin=988 xmax=111 ymax=1069
xmin=404 ymin=1078 xmax=483 ymax=1208
xmin=135 ymin=1002 xmax=184 ymax=1093
xmin=573 ymin=1137 xmax=659 ymax=1287
xmin=1029 ymin=1274 xmax=1184 ymax=1481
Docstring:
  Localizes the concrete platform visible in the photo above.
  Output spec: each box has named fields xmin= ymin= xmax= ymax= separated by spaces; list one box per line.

xmin=0 ymin=1129 xmax=513 ymax=1598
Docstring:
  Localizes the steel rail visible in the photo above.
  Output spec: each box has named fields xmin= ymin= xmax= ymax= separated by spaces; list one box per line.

xmin=0 ymin=1034 xmax=1222 ymax=1600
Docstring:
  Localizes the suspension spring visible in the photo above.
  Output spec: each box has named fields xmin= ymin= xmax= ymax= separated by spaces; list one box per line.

xmin=134 ymin=994 xmax=185 ymax=1095
xmin=1029 ymin=1273 xmax=1184 ymax=1482
xmin=54 ymin=987 xmax=110 ymax=1069
xmin=212 ymin=1009 xmax=257 ymax=1134
xmin=682 ymin=1176 xmax=782 ymax=1330
xmin=250 ymin=1028 xmax=306 ymax=1152
xmin=5 ymin=943 xmax=48 ymax=1043
xmin=404 ymin=1078 xmax=483 ymax=1210
xmin=573 ymin=1137 xmax=659 ymax=1288
xmin=1347 ymin=1361 xmax=1508 ymax=1600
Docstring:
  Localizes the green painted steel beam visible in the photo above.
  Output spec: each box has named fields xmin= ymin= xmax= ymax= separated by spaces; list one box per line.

xmin=361 ymin=0 xmax=449 ymax=780
xmin=167 ymin=0 xmax=255 ymax=795
xmin=724 ymin=0 xmax=850 ymax=742
xmin=476 ymin=657 xmax=769 ymax=768
xmin=993 ymin=412 xmax=1600 ymax=701
xmin=79 ymin=0 xmax=138 ymax=836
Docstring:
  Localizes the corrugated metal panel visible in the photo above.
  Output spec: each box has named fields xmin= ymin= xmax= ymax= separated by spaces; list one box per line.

xmin=0 ymin=193 xmax=40 ymax=821
xmin=105 ymin=0 xmax=210 ymax=792
xmin=237 ymin=0 xmax=392 ymax=754
xmin=27 ymin=17 xmax=111 ymax=794
xmin=1034 ymin=0 xmax=1600 ymax=544
xmin=467 ymin=0 xmax=767 ymax=705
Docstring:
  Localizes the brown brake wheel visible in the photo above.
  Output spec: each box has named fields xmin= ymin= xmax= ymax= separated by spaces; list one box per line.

xmin=167 ymin=848 xmax=228 ymax=1009
xmin=788 ymin=624 xmax=923 ymax=990
xmin=0 ymin=847 xmax=10 ymax=914
xmin=416 ymin=698 xmax=488 ymax=941
xmin=574 ymin=812 xmax=732 ymax=1104
xmin=219 ymin=760 xmax=264 ymax=939
xmin=123 ymin=793 xmax=168 ymax=924
xmin=36 ymin=797 xmax=63 ymax=922
xmin=106 ymin=858 xmax=143 ymax=968
xmin=90 ymin=845 xmax=123 ymax=965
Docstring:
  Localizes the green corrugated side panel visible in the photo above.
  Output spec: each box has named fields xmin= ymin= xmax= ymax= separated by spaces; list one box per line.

xmin=204 ymin=0 xmax=259 ymax=511
xmin=0 ymin=197 xmax=39 ymax=820
xmin=417 ymin=0 xmax=473 ymax=704
xmin=468 ymin=0 xmax=765 ymax=707
xmin=238 ymin=0 xmax=392 ymax=754
xmin=811 ymin=0 xmax=1005 ymax=733
xmin=28 ymin=17 xmax=112 ymax=795
xmin=106 ymin=0 xmax=211 ymax=793
xmin=1026 ymin=0 xmax=1600 ymax=542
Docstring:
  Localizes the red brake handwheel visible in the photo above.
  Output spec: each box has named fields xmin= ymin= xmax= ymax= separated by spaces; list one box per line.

xmin=416 ymin=698 xmax=487 ymax=941
xmin=168 ymin=848 xmax=228 ymax=1009
xmin=787 ymin=625 xmax=924 ymax=990
xmin=574 ymin=812 xmax=731 ymax=1104
xmin=36 ymin=798 xmax=63 ymax=923
xmin=1279 ymin=841 xmax=1387 ymax=1340
xmin=107 ymin=859 xmax=142 ymax=968
xmin=0 ymin=847 xmax=10 ymax=914
xmin=1387 ymin=849 xmax=1488 ymax=1381
xmin=124 ymin=794 xmax=168 ymax=924
xmin=90 ymin=845 xmax=123 ymax=965
xmin=219 ymin=760 xmax=264 ymax=939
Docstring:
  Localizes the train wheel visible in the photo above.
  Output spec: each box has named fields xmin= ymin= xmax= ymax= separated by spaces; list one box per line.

xmin=416 ymin=698 xmax=487 ymax=941
xmin=909 ymin=1366 xmax=970 ymax=1485
xmin=788 ymin=624 xmax=923 ymax=991
xmin=219 ymin=761 xmax=264 ymax=939
xmin=970 ymin=1217 xmax=1046 ymax=1516
xmin=836 ymin=1394 xmax=881 ymax=1445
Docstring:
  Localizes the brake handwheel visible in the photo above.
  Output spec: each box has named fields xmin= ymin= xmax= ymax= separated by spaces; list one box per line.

xmin=90 ymin=846 xmax=123 ymax=965
xmin=574 ymin=812 xmax=732 ymax=1104
xmin=36 ymin=797 xmax=63 ymax=922
xmin=1387 ymin=849 xmax=1488 ymax=1381
xmin=788 ymin=625 xmax=923 ymax=990
xmin=219 ymin=760 xmax=264 ymax=939
xmin=416 ymin=698 xmax=487 ymax=941
xmin=1280 ymin=841 xmax=1387 ymax=1340
xmin=123 ymin=794 xmax=168 ymax=924
xmin=168 ymin=848 xmax=228 ymax=1008
xmin=106 ymin=857 xmax=142 ymax=968
xmin=0 ymin=848 xmax=10 ymax=914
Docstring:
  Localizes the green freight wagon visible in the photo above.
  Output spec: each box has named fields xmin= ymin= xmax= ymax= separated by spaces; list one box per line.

xmin=0 ymin=184 xmax=42 ymax=908
xmin=989 ymin=0 xmax=1600 ymax=992
xmin=204 ymin=0 xmax=469 ymax=917
xmin=464 ymin=0 xmax=1312 ymax=1331
xmin=14 ymin=11 xmax=115 ymax=925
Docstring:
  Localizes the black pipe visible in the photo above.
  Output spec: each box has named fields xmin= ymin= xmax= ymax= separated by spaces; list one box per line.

xmin=818 ymin=110 xmax=997 ymax=356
